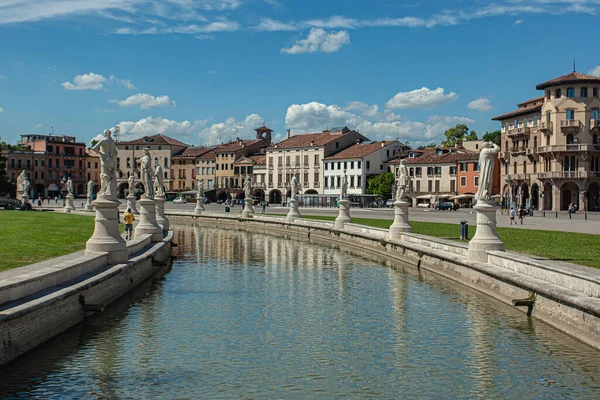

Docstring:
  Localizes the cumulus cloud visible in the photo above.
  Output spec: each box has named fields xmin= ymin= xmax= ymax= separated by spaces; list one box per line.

xmin=199 ymin=114 xmax=265 ymax=145
xmin=588 ymin=66 xmax=600 ymax=77
xmin=345 ymin=101 xmax=380 ymax=118
xmin=467 ymin=98 xmax=492 ymax=112
xmin=281 ymin=28 xmax=350 ymax=54
xmin=90 ymin=116 xmax=208 ymax=144
xmin=386 ymin=87 xmax=458 ymax=110
xmin=284 ymin=100 xmax=475 ymax=145
xmin=109 ymin=93 xmax=175 ymax=109
xmin=0 ymin=107 xmax=3 ymax=113
xmin=62 ymin=72 xmax=134 ymax=91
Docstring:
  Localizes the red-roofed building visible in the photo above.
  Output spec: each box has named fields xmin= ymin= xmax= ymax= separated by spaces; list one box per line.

xmin=171 ymin=146 xmax=214 ymax=191
xmin=492 ymin=70 xmax=600 ymax=211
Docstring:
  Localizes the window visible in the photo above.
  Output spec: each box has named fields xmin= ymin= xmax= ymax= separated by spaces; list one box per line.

xmin=435 ymin=166 xmax=441 ymax=175
xmin=350 ymin=161 xmax=354 ymax=169
xmin=555 ymin=88 xmax=561 ymax=98
xmin=593 ymin=109 xmax=599 ymax=120
xmin=295 ymin=155 xmax=300 ymax=165
xmin=325 ymin=163 xmax=328 ymax=170
xmin=41 ymin=160 xmax=45 ymax=167
xmin=594 ymin=88 xmax=599 ymax=98
xmin=427 ymin=167 xmax=434 ymax=175
xmin=567 ymin=133 xmax=575 ymax=144
xmin=474 ymin=177 xmax=479 ymax=187
xmin=366 ymin=161 xmax=370 ymax=170
xmin=314 ymin=172 xmax=319 ymax=184
xmin=380 ymin=164 xmax=383 ymax=170
xmin=336 ymin=142 xmax=339 ymax=149
xmin=336 ymin=176 xmax=341 ymax=188
xmin=344 ymin=161 xmax=347 ymax=170
xmin=304 ymin=155 xmax=309 ymax=165
xmin=459 ymin=162 xmax=467 ymax=172
xmin=409 ymin=167 xmax=414 ymax=176
xmin=546 ymin=111 xmax=551 ymax=122
xmin=449 ymin=166 xmax=456 ymax=175
xmin=533 ymin=115 xmax=538 ymax=126
xmin=581 ymin=87 xmax=588 ymax=98
xmin=164 ymin=158 xmax=168 ymax=168
xmin=337 ymin=162 xmax=341 ymax=170
xmin=324 ymin=176 xmax=328 ymax=188
xmin=546 ymin=90 xmax=551 ymax=100
xmin=415 ymin=167 xmax=422 ymax=176
xmin=350 ymin=176 xmax=355 ymax=187
xmin=357 ymin=161 xmax=362 ymax=169
xmin=474 ymin=162 xmax=480 ymax=172
xmin=567 ymin=87 xmax=575 ymax=98
xmin=566 ymin=109 xmax=575 ymax=120
xmin=41 ymin=172 xmax=44 ymax=179
xmin=357 ymin=176 xmax=361 ymax=187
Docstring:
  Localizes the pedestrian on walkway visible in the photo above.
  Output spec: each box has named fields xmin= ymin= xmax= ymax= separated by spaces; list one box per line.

xmin=568 ymin=203 xmax=574 ymax=219
xmin=123 ymin=208 xmax=135 ymax=240
xmin=509 ymin=207 xmax=516 ymax=225
xmin=518 ymin=206 xmax=525 ymax=225
xmin=262 ymin=202 xmax=266 ymax=214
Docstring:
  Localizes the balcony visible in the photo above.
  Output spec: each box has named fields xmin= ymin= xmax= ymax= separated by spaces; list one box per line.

xmin=507 ymin=126 xmax=531 ymax=137
xmin=526 ymin=147 xmax=537 ymax=158
xmin=537 ymin=144 xmax=600 ymax=154
xmin=560 ymin=120 xmax=581 ymax=134
xmin=590 ymin=119 xmax=600 ymax=132
xmin=252 ymin=182 xmax=266 ymax=190
xmin=538 ymin=121 xmax=553 ymax=134
xmin=510 ymin=146 xmax=526 ymax=156
xmin=533 ymin=171 xmax=596 ymax=180
xmin=498 ymin=151 xmax=507 ymax=160
xmin=506 ymin=173 xmax=526 ymax=181
xmin=314 ymin=182 xmax=320 ymax=188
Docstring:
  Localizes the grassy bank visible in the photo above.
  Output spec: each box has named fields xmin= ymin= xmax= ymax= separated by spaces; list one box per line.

xmin=0 ymin=211 xmax=95 ymax=271
xmin=299 ymin=215 xmax=600 ymax=269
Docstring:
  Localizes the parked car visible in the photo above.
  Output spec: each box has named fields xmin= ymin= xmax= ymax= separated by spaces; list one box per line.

xmin=417 ymin=202 xmax=430 ymax=208
xmin=0 ymin=196 xmax=22 ymax=210
xmin=436 ymin=202 xmax=458 ymax=211
xmin=173 ymin=197 xmax=186 ymax=204
xmin=385 ymin=199 xmax=395 ymax=208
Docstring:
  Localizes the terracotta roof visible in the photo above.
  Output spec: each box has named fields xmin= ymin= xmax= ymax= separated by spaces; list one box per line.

xmin=271 ymin=130 xmax=367 ymax=150
xmin=118 ymin=134 xmax=189 ymax=147
xmin=404 ymin=148 xmax=478 ymax=165
xmin=215 ymin=139 xmax=267 ymax=153
xmin=172 ymin=146 xmax=213 ymax=159
xmin=248 ymin=154 xmax=266 ymax=165
xmin=323 ymin=141 xmax=397 ymax=160
xmin=255 ymin=125 xmax=273 ymax=132
xmin=517 ymin=96 xmax=545 ymax=107
xmin=492 ymin=103 xmax=542 ymax=121
xmin=536 ymin=71 xmax=600 ymax=90
xmin=197 ymin=148 xmax=216 ymax=160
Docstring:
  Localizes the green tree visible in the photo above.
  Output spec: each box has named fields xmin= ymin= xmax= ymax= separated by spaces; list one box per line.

xmin=0 ymin=143 xmax=16 ymax=197
xmin=482 ymin=130 xmax=501 ymax=146
xmin=465 ymin=130 xmax=478 ymax=141
xmin=89 ymin=139 xmax=99 ymax=148
xmin=417 ymin=142 xmax=437 ymax=150
xmin=366 ymin=172 xmax=395 ymax=196
xmin=441 ymin=124 xmax=478 ymax=147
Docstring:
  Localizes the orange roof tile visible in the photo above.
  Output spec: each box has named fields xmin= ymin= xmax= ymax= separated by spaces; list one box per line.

xmin=536 ymin=71 xmax=600 ymax=90
xmin=119 ymin=133 xmax=189 ymax=147
xmin=215 ymin=139 xmax=267 ymax=153
xmin=172 ymin=146 xmax=213 ymax=159
xmin=271 ymin=130 xmax=367 ymax=149
xmin=323 ymin=141 xmax=397 ymax=160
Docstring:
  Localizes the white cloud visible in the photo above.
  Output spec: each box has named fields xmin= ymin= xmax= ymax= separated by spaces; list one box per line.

xmin=109 ymin=93 xmax=175 ymax=109
xmin=0 ymin=107 xmax=3 ymax=113
xmin=386 ymin=87 xmax=458 ymax=110
xmin=0 ymin=74 xmax=5 ymax=80
xmin=467 ymin=98 xmax=493 ymax=112
xmin=588 ymin=66 xmax=600 ymax=77
xmin=345 ymin=101 xmax=380 ymax=118
xmin=199 ymin=114 xmax=265 ymax=145
xmin=34 ymin=123 xmax=43 ymax=129
xmin=513 ymin=19 xmax=525 ymax=25
xmin=255 ymin=18 xmax=296 ymax=31
xmin=109 ymin=75 xmax=135 ymax=89
xmin=284 ymin=100 xmax=475 ymax=146
xmin=91 ymin=116 xmax=208 ymax=144
xmin=281 ymin=28 xmax=350 ymax=54
xmin=62 ymin=72 xmax=107 ymax=91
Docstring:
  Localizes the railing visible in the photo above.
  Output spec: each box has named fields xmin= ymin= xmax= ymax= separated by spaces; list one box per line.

xmin=507 ymin=126 xmax=531 ymax=137
xmin=537 ymin=144 xmax=600 ymax=154
xmin=252 ymin=183 xmax=266 ymax=190
xmin=314 ymin=182 xmax=320 ymax=188
xmin=510 ymin=146 xmax=526 ymax=155
xmin=560 ymin=120 xmax=581 ymax=132
xmin=506 ymin=173 xmax=526 ymax=181
xmin=590 ymin=119 xmax=600 ymax=131
xmin=538 ymin=121 xmax=553 ymax=134
xmin=277 ymin=182 xmax=282 ymax=188
xmin=533 ymin=171 xmax=598 ymax=179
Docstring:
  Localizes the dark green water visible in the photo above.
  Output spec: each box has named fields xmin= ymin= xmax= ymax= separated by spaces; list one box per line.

xmin=1 ymin=224 xmax=600 ymax=399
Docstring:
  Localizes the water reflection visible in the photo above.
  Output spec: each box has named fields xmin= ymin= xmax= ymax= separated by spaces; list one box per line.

xmin=1 ymin=224 xmax=599 ymax=399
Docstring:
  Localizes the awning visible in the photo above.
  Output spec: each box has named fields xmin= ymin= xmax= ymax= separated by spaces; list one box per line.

xmin=450 ymin=194 xmax=475 ymax=200
xmin=48 ymin=183 xmax=60 ymax=191
xmin=417 ymin=194 xmax=432 ymax=199
xmin=436 ymin=194 xmax=453 ymax=199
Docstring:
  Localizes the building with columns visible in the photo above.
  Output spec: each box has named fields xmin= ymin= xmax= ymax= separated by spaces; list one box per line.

xmin=493 ymin=71 xmax=600 ymax=211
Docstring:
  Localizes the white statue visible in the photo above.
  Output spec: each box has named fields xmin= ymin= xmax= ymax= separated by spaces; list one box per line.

xmin=65 ymin=177 xmax=74 ymax=196
xmin=341 ymin=170 xmax=348 ymax=199
xmin=140 ymin=148 xmax=154 ymax=199
xmin=475 ymin=141 xmax=501 ymax=202
xmin=154 ymin=164 xmax=165 ymax=197
xmin=91 ymin=129 xmax=118 ymax=198
xmin=197 ymin=179 xmax=205 ymax=199
xmin=87 ymin=180 xmax=94 ymax=198
xmin=290 ymin=173 xmax=299 ymax=198
xmin=128 ymin=175 xmax=135 ymax=197
xmin=17 ymin=170 xmax=27 ymax=192
xmin=395 ymin=159 xmax=410 ymax=201
xmin=244 ymin=177 xmax=252 ymax=199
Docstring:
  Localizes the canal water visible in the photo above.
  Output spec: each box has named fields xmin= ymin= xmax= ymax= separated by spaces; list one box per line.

xmin=1 ymin=224 xmax=600 ymax=399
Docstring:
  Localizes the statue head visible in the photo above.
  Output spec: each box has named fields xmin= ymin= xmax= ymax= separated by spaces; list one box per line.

xmin=482 ymin=141 xmax=493 ymax=148
xmin=400 ymin=159 xmax=406 ymax=166
xmin=104 ymin=129 xmax=112 ymax=137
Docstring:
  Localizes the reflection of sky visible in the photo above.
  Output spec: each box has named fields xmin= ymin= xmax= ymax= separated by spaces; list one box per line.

xmin=1 ymin=225 xmax=600 ymax=398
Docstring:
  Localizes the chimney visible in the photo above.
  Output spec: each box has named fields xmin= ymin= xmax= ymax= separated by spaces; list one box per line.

xmin=381 ymin=142 xmax=385 ymax=147
xmin=310 ymin=140 xmax=315 ymax=146
xmin=356 ymin=139 xmax=361 ymax=145
xmin=287 ymin=129 xmax=291 ymax=139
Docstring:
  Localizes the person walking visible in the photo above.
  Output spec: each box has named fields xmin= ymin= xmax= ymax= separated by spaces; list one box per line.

xmin=123 ymin=208 xmax=135 ymax=240
xmin=262 ymin=202 xmax=266 ymax=214
xmin=518 ymin=206 xmax=525 ymax=225
xmin=509 ymin=207 xmax=516 ymax=225
xmin=568 ymin=203 xmax=573 ymax=219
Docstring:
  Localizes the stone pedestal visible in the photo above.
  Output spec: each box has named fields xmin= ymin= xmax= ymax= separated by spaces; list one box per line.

xmin=135 ymin=197 xmax=163 ymax=242
xmin=85 ymin=196 xmax=127 ymax=264
xmin=84 ymin=197 xmax=94 ymax=211
xmin=335 ymin=199 xmax=352 ymax=229
xmin=154 ymin=196 xmax=169 ymax=232
xmin=126 ymin=195 xmax=139 ymax=215
xmin=64 ymin=194 xmax=75 ymax=213
xmin=242 ymin=198 xmax=254 ymax=218
xmin=21 ymin=194 xmax=30 ymax=207
xmin=287 ymin=198 xmax=301 ymax=221
xmin=17 ymin=190 xmax=23 ymax=202
xmin=194 ymin=198 xmax=205 ymax=215
xmin=468 ymin=200 xmax=505 ymax=262
xmin=389 ymin=200 xmax=412 ymax=239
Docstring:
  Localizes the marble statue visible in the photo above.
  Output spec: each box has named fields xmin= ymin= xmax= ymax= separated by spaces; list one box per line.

xmin=91 ymin=129 xmax=118 ymax=198
xmin=128 ymin=175 xmax=135 ymax=196
xmin=197 ymin=179 xmax=205 ymax=199
xmin=87 ymin=180 xmax=94 ymax=197
xmin=341 ymin=170 xmax=348 ymax=199
xmin=395 ymin=159 xmax=410 ymax=201
xmin=140 ymin=148 xmax=154 ymax=199
xmin=17 ymin=170 xmax=28 ymax=192
xmin=475 ymin=141 xmax=501 ymax=202
xmin=290 ymin=173 xmax=299 ymax=197
xmin=154 ymin=164 xmax=165 ymax=197
xmin=66 ymin=177 xmax=74 ymax=196
xmin=244 ymin=177 xmax=252 ymax=199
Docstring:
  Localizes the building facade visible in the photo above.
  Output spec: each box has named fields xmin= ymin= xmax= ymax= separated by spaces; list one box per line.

xmin=195 ymin=149 xmax=217 ymax=194
xmin=171 ymin=147 xmax=212 ymax=192
xmin=493 ymin=71 xmax=600 ymax=211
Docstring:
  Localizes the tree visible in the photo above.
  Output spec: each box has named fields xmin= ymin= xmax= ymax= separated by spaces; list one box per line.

xmin=482 ymin=130 xmax=501 ymax=146
xmin=441 ymin=124 xmax=477 ymax=147
xmin=417 ymin=142 xmax=437 ymax=150
xmin=89 ymin=139 xmax=99 ymax=148
xmin=366 ymin=172 xmax=395 ymax=196
xmin=0 ymin=143 xmax=16 ymax=197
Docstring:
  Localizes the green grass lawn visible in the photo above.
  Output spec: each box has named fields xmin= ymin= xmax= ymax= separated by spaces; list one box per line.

xmin=0 ymin=211 xmax=96 ymax=271
xmin=297 ymin=215 xmax=600 ymax=269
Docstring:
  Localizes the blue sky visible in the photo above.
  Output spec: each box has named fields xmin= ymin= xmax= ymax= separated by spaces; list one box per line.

xmin=1 ymin=0 xmax=599 ymax=147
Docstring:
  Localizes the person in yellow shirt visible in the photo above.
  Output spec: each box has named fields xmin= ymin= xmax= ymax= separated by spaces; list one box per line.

xmin=124 ymin=208 xmax=135 ymax=240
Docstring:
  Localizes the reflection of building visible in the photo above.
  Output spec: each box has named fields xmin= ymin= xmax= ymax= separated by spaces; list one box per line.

xmin=323 ymin=140 xmax=405 ymax=195
xmin=116 ymin=134 xmax=188 ymax=197
xmin=265 ymin=126 xmax=368 ymax=204
xmin=493 ymin=71 xmax=600 ymax=211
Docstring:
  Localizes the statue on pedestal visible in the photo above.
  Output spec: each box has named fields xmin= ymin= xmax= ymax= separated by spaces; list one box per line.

xmin=17 ymin=170 xmax=29 ymax=194
xmin=87 ymin=180 xmax=94 ymax=198
xmin=65 ymin=177 xmax=74 ymax=196
xmin=290 ymin=173 xmax=299 ymax=198
xmin=154 ymin=164 xmax=165 ymax=197
xmin=475 ymin=141 xmax=501 ymax=202
xmin=340 ymin=170 xmax=348 ymax=199
xmin=244 ymin=177 xmax=252 ymax=199
xmin=395 ymin=159 xmax=410 ymax=201
xmin=140 ymin=148 xmax=154 ymax=199
xmin=197 ymin=179 xmax=205 ymax=199
xmin=128 ymin=175 xmax=135 ymax=197
xmin=91 ymin=129 xmax=118 ymax=199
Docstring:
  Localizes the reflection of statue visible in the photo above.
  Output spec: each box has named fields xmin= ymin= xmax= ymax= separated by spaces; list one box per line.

xmin=154 ymin=164 xmax=165 ymax=197
xmin=128 ymin=175 xmax=135 ymax=196
xmin=140 ymin=148 xmax=153 ymax=199
xmin=395 ymin=159 xmax=410 ymax=201
xmin=290 ymin=173 xmax=299 ymax=197
xmin=91 ymin=129 xmax=118 ymax=198
xmin=66 ymin=177 xmax=74 ymax=196
xmin=341 ymin=170 xmax=348 ymax=199
xmin=197 ymin=179 xmax=205 ymax=199
xmin=475 ymin=141 xmax=501 ymax=202
xmin=244 ymin=177 xmax=252 ymax=199
xmin=87 ymin=180 xmax=94 ymax=198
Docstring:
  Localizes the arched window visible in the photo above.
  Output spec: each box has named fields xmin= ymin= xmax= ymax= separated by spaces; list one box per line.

xmin=592 ymin=109 xmax=599 ymax=121
xmin=164 ymin=158 xmax=168 ymax=168
xmin=567 ymin=133 xmax=575 ymax=144
xmin=581 ymin=87 xmax=588 ymax=98
xmin=546 ymin=111 xmax=551 ymax=122
xmin=505 ymin=141 xmax=509 ymax=152
xmin=164 ymin=172 xmax=167 ymax=179
xmin=546 ymin=90 xmax=551 ymax=100
xmin=594 ymin=88 xmax=599 ymax=98
xmin=116 ymin=157 xmax=120 ymax=167
xmin=523 ymin=161 xmax=527 ymax=174
xmin=126 ymin=157 xmax=131 ymax=168
xmin=546 ymin=135 xmax=550 ymax=146
xmin=513 ymin=162 xmax=517 ymax=174
xmin=534 ymin=136 xmax=538 ymax=149
xmin=154 ymin=157 xmax=159 ymax=167
xmin=533 ymin=160 xmax=537 ymax=173
xmin=555 ymin=88 xmax=562 ymax=98
xmin=567 ymin=87 xmax=575 ymax=98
